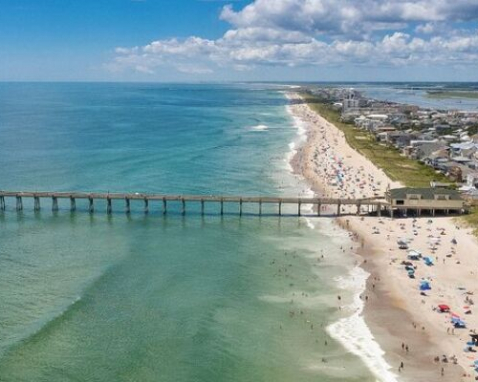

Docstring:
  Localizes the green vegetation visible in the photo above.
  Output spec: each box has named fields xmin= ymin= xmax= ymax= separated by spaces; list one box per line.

xmin=426 ymin=91 xmax=478 ymax=100
xmin=459 ymin=206 xmax=478 ymax=236
xmin=467 ymin=125 xmax=478 ymax=136
xmin=301 ymin=92 xmax=451 ymax=187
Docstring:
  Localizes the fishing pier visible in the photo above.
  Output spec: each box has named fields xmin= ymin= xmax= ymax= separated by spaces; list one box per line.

xmin=0 ymin=191 xmax=388 ymax=217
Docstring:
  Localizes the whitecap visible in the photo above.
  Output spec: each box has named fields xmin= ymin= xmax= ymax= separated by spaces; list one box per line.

xmin=249 ymin=124 xmax=269 ymax=131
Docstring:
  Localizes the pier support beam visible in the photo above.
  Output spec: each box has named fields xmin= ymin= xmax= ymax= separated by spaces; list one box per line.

xmin=298 ymin=201 xmax=301 ymax=217
xmin=88 ymin=197 xmax=94 ymax=213
xmin=278 ymin=200 xmax=282 ymax=216
xmin=52 ymin=196 xmax=58 ymax=212
xmin=163 ymin=198 xmax=167 ymax=215
xmin=144 ymin=198 xmax=149 ymax=214
xmin=125 ymin=198 xmax=130 ymax=214
xmin=201 ymin=199 xmax=204 ymax=215
xmin=0 ymin=196 xmax=5 ymax=211
xmin=16 ymin=196 xmax=23 ymax=211
xmin=34 ymin=196 xmax=40 ymax=211
xmin=70 ymin=197 xmax=76 ymax=212
xmin=239 ymin=199 xmax=243 ymax=216
xmin=181 ymin=198 xmax=186 ymax=215
xmin=317 ymin=202 xmax=321 ymax=216
xmin=337 ymin=203 xmax=341 ymax=216
xmin=389 ymin=207 xmax=393 ymax=219
xmin=259 ymin=199 xmax=262 ymax=216
xmin=107 ymin=198 xmax=112 ymax=214
xmin=377 ymin=204 xmax=381 ymax=217
xmin=356 ymin=203 xmax=361 ymax=216
xmin=220 ymin=198 xmax=224 ymax=216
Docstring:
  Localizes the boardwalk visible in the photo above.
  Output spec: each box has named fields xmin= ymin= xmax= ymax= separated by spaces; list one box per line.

xmin=0 ymin=190 xmax=388 ymax=217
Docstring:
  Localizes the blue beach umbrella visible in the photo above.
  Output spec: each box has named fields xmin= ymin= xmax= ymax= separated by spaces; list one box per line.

xmin=424 ymin=256 xmax=434 ymax=266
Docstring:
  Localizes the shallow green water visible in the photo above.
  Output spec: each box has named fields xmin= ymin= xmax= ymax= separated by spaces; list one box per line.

xmin=0 ymin=83 xmax=375 ymax=381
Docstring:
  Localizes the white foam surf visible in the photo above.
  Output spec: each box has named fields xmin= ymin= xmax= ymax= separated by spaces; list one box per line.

xmin=327 ymin=266 xmax=399 ymax=382
xmin=249 ymin=124 xmax=269 ymax=131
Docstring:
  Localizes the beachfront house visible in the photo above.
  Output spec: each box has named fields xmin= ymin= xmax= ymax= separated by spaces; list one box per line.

xmin=386 ymin=187 xmax=466 ymax=216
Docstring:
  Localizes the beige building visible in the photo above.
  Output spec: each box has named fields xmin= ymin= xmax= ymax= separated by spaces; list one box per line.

xmin=386 ymin=187 xmax=466 ymax=216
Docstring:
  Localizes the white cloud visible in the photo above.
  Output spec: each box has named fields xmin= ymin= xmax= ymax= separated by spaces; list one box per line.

xmin=109 ymin=0 xmax=478 ymax=76
xmin=220 ymin=0 xmax=478 ymax=36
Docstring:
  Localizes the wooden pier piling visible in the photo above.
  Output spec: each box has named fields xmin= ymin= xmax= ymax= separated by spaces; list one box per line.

xmin=107 ymin=197 xmax=112 ymax=214
xmin=70 ymin=196 xmax=76 ymax=212
xmin=52 ymin=196 xmax=58 ymax=212
xmin=34 ymin=196 xmax=40 ymax=211
xmin=88 ymin=196 xmax=94 ymax=213
xmin=125 ymin=198 xmax=130 ymax=214
xmin=16 ymin=196 xmax=23 ymax=211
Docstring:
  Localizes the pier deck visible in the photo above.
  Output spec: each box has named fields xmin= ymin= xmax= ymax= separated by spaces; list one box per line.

xmin=0 ymin=190 xmax=389 ymax=216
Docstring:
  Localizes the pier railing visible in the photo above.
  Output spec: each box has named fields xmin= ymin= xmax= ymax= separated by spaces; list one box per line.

xmin=0 ymin=191 xmax=388 ymax=217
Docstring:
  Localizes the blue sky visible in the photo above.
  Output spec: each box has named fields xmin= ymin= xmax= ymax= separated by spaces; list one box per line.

xmin=1 ymin=0 xmax=478 ymax=81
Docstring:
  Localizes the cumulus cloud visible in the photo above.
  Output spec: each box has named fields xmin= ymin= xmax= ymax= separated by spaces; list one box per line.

xmin=220 ymin=0 xmax=478 ymax=36
xmin=109 ymin=0 xmax=478 ymax=75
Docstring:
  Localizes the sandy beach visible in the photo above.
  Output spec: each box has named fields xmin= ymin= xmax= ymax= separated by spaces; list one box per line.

xmin=288 ymin=92 xmax=478 ymax=381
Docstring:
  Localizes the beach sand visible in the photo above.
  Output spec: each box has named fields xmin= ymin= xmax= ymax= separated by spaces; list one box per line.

xmin=288 ymin=92 xmax=477 ymax=381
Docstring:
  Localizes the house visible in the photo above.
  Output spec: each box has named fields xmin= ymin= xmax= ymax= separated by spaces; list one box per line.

xmin=386 ymin=188 xmax=465 ymax=216
xmin=411 ymin=142 xmax=444 ymax=161
xmin=386 ymin=131 xmax=412 ymax=148
xmin=342 ymin=89 xmax=361 ymax=111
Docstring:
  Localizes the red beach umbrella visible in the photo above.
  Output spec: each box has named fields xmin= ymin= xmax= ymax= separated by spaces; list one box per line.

xmin=438 ymin=304 xmax=450 ymax=312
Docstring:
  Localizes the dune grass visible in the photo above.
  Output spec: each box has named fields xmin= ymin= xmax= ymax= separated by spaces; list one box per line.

xmin=426 ymin=91 xmax=478 ymax=100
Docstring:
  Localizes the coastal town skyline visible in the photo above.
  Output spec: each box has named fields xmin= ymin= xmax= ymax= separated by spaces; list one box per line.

xmin=1 ymin=0 xmax=478 ymax=82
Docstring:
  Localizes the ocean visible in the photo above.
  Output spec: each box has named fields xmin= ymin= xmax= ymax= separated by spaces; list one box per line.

xmin=0 ymin=83 xmax=384 ymax=381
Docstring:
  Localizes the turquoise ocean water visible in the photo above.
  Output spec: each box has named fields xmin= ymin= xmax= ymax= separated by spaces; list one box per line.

xmin=0 ymin=83 xmax=378 ymax=382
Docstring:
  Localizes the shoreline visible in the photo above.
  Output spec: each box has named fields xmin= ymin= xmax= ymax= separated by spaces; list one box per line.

xmin=286 ymin=92 xmax=472 ymax=381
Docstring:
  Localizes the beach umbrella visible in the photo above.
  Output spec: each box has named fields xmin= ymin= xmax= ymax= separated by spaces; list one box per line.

xmin=420 ymin=281 xmax=431 ymax=290
xmin=438 ymin=304 xmax=450 ymax=312
xmin=424 ymin=256 xmax=434 ymax=266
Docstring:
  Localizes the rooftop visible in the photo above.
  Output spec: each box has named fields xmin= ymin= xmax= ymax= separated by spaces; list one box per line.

xmin=389 ymin=187 xmax=462 ymax=201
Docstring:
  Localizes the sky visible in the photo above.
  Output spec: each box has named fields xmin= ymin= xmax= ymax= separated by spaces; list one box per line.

xmin=1 ymin=0 xmax=478 ymax=82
